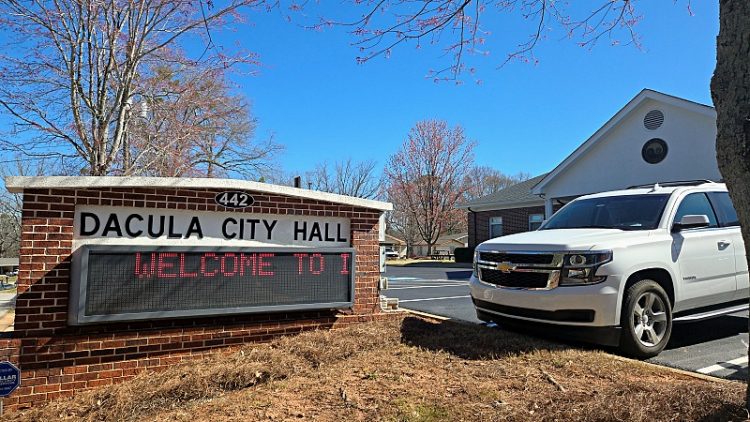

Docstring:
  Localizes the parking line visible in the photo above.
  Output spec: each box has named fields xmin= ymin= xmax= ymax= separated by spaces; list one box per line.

xmin=399 ymin=295 xmax=471 ymax=303
xmin=696 ymin=356 xmax=749 ymax=374
xmin=387 ymin=284 xmax=468 ymax=290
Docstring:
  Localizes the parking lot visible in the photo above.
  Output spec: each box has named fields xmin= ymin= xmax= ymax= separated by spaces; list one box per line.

xmin=383 ymin=263 xmax=749 ymax=381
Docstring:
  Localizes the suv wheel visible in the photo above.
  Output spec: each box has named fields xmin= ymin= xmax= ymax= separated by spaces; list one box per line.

xmin=619 ymin=279 xmax=672 ymax=358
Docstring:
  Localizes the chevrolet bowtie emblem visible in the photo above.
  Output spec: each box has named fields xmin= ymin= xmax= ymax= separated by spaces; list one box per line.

xmin=496 ymin=262 xmax=516 ymax=273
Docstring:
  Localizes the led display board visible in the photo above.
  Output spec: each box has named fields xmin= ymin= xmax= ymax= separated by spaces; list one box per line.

xmin=69 ymin=245 xmax=355 ymax=325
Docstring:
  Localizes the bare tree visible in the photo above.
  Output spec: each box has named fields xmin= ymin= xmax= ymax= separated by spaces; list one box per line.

xmin=385 ymin=198 xmax=421 ymax=258
xmin=384 ymin=120 xmax=475 ymax=255
xmin=122 ymin=64 xmax=282 ymax=178
xmin=0 ymin=211 xmax=20 ymax=258
xmin=263 ymin=170 xmax=300 ymax=187
xmin=0 ymin=156 xmax=59 ymax=257
xmin=308 ymin=159 xmax=381 ymax=199
xmin=0 ymin=0 xmax=260 ymax=175
xmin=326 ymin=0 xmax=641 ymax=81
xmin=463 ymin=166 xmax=531 ymax=201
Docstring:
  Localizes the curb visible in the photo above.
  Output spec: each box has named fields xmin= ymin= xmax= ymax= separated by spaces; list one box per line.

xmin=609 ymin=355 xmax=741 ymax=385
xmin=402 ymin=308 xmax=452 ymax=322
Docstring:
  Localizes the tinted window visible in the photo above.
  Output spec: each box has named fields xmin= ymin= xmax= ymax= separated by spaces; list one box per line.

xmin=673 ymin=193 xmax=718 ymax=228
xmin=542 ymin=194 xmax=670 ymax=231
xmin=707 ymin=192 xmax=739 ymax=227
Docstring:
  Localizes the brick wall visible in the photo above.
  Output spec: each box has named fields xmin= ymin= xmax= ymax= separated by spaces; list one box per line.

xmin=467 ymin=203 xmax=575 ymax=248
xmin=0 ymin=186 xmax=387 ymax=411
xmin=468 ymin=204 xmax=569 ymax=247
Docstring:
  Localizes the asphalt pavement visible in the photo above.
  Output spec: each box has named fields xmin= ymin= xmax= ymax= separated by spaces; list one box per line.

xmin=383 ymin=263 xmax=749 ymax=381
xmin=384 ymin=265 xmax=478 ymax=323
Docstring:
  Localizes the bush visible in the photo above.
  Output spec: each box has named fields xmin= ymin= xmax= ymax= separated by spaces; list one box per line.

xmin=454 ymin=247 xmax=475 ymax=263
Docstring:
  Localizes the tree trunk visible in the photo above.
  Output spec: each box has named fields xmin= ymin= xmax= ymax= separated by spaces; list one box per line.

xmin=711 ymin=0 xmax=750 ymax=410
xmin=122 ymin=133 xmax=131 ymax=176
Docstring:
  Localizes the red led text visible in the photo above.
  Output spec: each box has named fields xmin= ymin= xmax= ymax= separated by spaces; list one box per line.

xmin=135 ymin=252 xmax=277 ymax=279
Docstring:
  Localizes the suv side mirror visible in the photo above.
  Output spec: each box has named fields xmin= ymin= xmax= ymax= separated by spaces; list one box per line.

xmin=672 ymin=214 xmax=710 ymax=232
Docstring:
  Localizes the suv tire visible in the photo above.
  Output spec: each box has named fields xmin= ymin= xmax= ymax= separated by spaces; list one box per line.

xmin=619 ymin=279 xmax=673 ymax=358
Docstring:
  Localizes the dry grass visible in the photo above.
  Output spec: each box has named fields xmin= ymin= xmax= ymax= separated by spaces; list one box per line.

xmin=9 ymin=316 xmax=749 ymax=422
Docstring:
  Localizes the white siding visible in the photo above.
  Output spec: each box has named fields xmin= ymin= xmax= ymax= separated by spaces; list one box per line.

xmin=541 ymin=99 xmax=720 ymax=200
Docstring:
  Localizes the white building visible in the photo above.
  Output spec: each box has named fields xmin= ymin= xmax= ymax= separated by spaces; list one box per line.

xmin=461 ymin=89 xmax=721 ymax=248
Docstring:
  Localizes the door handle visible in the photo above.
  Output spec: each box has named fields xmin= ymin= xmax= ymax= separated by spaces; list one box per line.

xmin=718 ymin=240 xmax=731 ymax=250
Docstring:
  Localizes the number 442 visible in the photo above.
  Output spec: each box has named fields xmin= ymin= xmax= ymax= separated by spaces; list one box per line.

xmin=216 ymin=191 xmax=253 ymax=208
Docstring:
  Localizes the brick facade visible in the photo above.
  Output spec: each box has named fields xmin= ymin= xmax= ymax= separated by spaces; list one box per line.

xmin=468 ymin=204 xmax=569 ymax=248
xmin=468 ymin=205 xmax=547 ymax=248
xmin=0 ymin=186 xmax=388 ymax=411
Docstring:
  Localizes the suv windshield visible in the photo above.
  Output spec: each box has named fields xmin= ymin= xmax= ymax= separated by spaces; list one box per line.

xmin=542 ymin=194 xmax=670 ymax=231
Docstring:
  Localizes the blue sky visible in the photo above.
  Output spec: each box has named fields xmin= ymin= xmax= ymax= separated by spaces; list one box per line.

xmin=231 ymin=1 xmax=718 ymax=178
xmin=0 ymin=1 xmax=718 ymax=179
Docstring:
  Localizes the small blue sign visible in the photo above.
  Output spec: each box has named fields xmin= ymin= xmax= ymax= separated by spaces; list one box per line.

xmin=0 ymin=362 xmax=20 ymax=397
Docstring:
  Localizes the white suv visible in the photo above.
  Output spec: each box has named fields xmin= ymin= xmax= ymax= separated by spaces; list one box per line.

xmin=471 ymin=181 xmax=748 ymax=358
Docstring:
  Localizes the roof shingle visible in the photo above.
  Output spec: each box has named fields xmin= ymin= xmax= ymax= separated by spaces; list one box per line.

xmin=458 ymin=173 xmax=547 ymax=209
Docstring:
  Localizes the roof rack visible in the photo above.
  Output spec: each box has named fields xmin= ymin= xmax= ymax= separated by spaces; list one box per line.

xmin=627 ymin=180 xmax=717 ymax=189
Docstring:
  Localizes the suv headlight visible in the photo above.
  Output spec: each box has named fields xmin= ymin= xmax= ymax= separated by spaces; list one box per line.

xmin=559 ymin=251 xmax=612 ymax=286
xmin=472 ymin=249 xmax=480 ymax=276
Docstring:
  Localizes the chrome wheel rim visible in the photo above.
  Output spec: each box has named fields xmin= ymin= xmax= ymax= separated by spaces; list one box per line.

xmin=632 ymin=292 xmax=668 ymax=347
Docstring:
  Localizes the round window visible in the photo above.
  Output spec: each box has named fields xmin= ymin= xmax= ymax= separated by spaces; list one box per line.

xmin=642 ymin=138 xmax=668 ymax=164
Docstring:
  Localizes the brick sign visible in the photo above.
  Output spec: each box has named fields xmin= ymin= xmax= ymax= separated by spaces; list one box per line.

xmin=0 ymin=176 xmax=392 ymax=411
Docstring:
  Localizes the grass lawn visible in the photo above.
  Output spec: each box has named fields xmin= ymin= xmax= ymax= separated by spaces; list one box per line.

xmin=9 ymin=315 xmax=748 ymax=421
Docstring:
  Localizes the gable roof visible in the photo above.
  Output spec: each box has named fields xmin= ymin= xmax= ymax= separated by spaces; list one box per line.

xmin=531 ymin=89 xmax=716 ymax=195
xmin=456 ymin=173 xmax=547 ymax=211
xmin=413 ymin=232 xmax=468 ymax=246
xmin=0 ymin=258 xmax=18 ymax=267
xmin=383 ymin=234 xmax=406 ymax=245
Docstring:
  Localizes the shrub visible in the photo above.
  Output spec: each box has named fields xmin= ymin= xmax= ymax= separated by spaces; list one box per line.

xmin=454 ymin=247 xmax=475 ymax=263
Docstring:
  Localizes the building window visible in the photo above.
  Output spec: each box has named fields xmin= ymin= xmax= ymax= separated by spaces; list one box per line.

xmin=489 ymin=217 xmax=503 ymax=238
xmin=642 ymin=138 xmax=668 ymax=164
xmin=529 ymin=214 xmax=544 ymax=231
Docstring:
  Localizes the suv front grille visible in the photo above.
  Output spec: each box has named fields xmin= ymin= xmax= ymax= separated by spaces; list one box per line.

xmin=479 ymin=269 xmax=550 ymax=289
xmin=479 ymin=252 xmax=554 ymax=265
xmin=476 ymin=251 xmax=564 ymax=289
